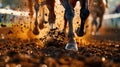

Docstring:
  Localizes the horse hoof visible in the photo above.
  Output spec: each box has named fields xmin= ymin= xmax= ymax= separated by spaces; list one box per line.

xmin=65 ymin=43 xmax=78 ymax=51
xmin=33 ymin=27 xmax=39 ymax=35
xmin=33 ymin=30 xmax=39 ymax=35
xmin=76 ymin=27 xmax=85 ymax=37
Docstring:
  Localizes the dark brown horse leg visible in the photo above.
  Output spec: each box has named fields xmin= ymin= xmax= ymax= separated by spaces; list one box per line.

xmin=62 ymin=1 xmax=76 ymax=34
xmin=76 ymin=0 xmax=89 ymax=36
xmin=60 ymin=0 xmax=78 ymax=51
xmin=46 ymin=0 xmax=56 ymax=29
xmin=33 ymin=3 xmax=40 ymax=35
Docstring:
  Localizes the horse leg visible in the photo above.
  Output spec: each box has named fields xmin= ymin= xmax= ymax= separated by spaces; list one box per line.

xmin=33 ymin=3 xmax=40 ymax=35
xmin=76 ymin=0 xmax=89 ymax=36
xmin=60 ymin=0 xmax=78 ymax=51
xmin=62 ymin=0 xmax=77 ymax=34
xmin=62 ymin=15 xmax=67 ymax=33
xmin=62 ymin=0 xmax=77 ymax=33
xmin=91 ymin=17 xmax=98 ymax=35
xmin=96 ymin=16 xmax=103 ymax=34
xmin=105 ymin=0 xmax=108 ymax=7
xmin=39 ymin=5 xmax=45 ymax=29
xmin=46 ymin=0 xmax=56 ymax=29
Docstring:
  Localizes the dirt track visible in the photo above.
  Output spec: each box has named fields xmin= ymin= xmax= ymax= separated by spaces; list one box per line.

xmin=0 ymin=26 xmax=120 ymax=67
xmin=0 ymin=0 xmax=120 ymax=67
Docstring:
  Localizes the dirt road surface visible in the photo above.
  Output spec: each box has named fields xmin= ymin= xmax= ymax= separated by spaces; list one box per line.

xmin=0 ymin=25 xmax=120 ymax=67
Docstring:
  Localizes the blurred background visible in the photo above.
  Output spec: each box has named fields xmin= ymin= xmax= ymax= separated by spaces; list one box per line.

xmin=0 ymin=0 xmax=29 ymax=25
xmin=0 ymin=0 xmax=120 ymax=28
